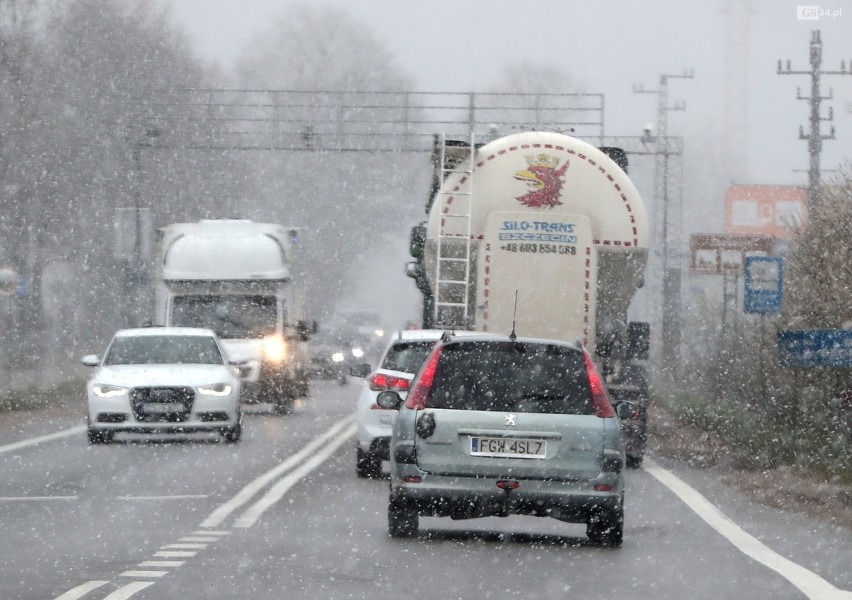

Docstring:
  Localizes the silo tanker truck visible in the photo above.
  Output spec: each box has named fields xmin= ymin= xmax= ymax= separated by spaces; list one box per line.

xmin=155 ymin=219 xmax=313 ymax=415
xmin=407 ymin=131 xmax=651 ymax=466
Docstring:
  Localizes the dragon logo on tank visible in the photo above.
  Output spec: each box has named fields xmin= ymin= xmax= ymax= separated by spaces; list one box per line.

xmin=513 ymin=153 xmax=568 ymax=209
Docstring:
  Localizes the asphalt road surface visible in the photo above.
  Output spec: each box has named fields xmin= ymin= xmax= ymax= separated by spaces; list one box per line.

xmin=1 ymin=379 xmax=851 ymax=600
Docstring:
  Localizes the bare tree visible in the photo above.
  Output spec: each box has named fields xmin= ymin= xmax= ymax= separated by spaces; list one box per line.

xmin=231 ymin=4 xmax=418 ymax=318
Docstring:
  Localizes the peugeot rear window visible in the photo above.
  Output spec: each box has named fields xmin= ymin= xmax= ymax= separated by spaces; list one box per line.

xmin=428 ymin=341 xmax=593 ymax=415
xmin=381 ymin=341 xmax=439 ymax=374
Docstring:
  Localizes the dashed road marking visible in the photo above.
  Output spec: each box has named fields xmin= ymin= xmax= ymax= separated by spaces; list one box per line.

xmin=102 ymin=581 xmax=155 ymax=600
xmin=151 ymin=550 xmax=197 ymax=558
xmin=138 ymin=560 xmax=184 ymax=568
xmin=53 ymin=581 xmax=109 ymax=600
xmin=49 ymin=416 xmax=356 ymax=600
xmin=119 ymin=571 xmax=167 ymax=578
xmin=161 ymin=543 xmax=207 ymax=550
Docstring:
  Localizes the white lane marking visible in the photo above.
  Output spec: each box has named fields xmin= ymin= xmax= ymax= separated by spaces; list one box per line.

xmin=0 ymin=495 xmax=78 ymax=501
xmin=138 ymin=560 xmax=184 ymax=568
xmin=116 ymin=495 xmax=208 ymax=501
xmin=52 ymin=580 xmax=109 ymax=600
xmin=120 ymin=571 xmax=167 ymax=578
xmin=200 ymin=415 xmax=355 ymax=528
xmin=192 ymin=530 xmax=229 ymax=536
xmin=234 ymin=422 xmax=357 ymax=528
xmin=0 ymin=426 xmax=86 ymax=455
xmin=177 ymin=536 xmax=218 ymax=543
xmin=161 ymin=543 xmax=207 ymax=550
xmin=152 ymin=551 xmax=196 ymax=558
xmin=645 ymin=458 xmax=852 ymax=600
xmin=102 ymin=581 xmax=155 ymax=600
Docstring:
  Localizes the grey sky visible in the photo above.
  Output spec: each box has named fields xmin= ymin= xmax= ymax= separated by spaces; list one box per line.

xmin=165 ymin=0 xmax=851 ymax=188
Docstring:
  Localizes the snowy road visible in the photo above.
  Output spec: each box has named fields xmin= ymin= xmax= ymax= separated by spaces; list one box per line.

xmin=1 ymin=381 xmax=850 ymax=600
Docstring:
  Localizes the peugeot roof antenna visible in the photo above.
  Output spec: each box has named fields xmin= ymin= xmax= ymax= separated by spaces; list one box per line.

xmin=509 ymin=290 xmax=518 ymax=341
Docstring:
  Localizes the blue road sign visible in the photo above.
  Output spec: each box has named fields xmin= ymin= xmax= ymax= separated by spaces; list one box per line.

xmin=777 ymin=329 xmax=852 ymax=368
xmin=744 ymin=256 xmax=783 ymax=314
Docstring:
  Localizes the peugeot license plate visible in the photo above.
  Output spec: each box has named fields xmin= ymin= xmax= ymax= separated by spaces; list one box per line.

xmin=470 ymin=436 xmax=546 ymax=459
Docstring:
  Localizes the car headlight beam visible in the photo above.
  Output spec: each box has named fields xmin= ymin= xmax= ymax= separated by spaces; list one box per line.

xmin=262 ymin=336 xmax=287 ymax=362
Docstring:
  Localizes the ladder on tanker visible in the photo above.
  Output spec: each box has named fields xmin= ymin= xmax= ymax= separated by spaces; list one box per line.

xmin=433 ymin=132 xmax=475 ymax=329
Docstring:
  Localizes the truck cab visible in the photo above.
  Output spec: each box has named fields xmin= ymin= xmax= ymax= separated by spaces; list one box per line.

xmin=155 ymin=219 xmax=312 ymax=414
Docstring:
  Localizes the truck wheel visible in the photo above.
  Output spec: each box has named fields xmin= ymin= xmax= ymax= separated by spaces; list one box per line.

xmin=356 ymin=448 xmax=382 ymax=478
xmin=388 ymin=500 xmax=419 ymax=538
xmin=273 ymin=397 xmax=293 ymax=415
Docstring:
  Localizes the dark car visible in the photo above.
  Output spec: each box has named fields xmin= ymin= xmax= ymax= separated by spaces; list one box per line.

xmin=308 ymin=328 xmax=365 ymax=384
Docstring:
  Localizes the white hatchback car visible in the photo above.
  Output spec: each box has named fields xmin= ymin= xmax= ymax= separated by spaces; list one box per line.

xmin=352 ymin=329 xmax=446 ymax=478
xmin=83 ymin=327 xmax=241 ymax=444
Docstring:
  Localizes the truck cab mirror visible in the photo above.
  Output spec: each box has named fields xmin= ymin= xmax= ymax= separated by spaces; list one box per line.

xmin=409 ymin=223 xmax=426 ymax=258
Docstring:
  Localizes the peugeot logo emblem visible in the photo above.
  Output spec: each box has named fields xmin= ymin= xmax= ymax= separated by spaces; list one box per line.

xmin=504 ymin=414 xmax=516 ymax=426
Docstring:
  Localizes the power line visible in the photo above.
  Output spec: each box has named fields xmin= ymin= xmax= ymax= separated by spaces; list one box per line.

xmin=777 ymin=30 xmax=851 ymax=212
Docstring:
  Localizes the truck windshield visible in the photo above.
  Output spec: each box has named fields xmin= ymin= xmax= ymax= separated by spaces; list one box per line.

xmin=171 ymin=295 xmax=278 ymax=339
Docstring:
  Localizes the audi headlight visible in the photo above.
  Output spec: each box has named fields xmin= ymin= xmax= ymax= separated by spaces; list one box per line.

xmin=262 ymin=336 xmax=287 ymax=362
xmin=93 ymin=383 xmax=128 ymax=398
xmin=332 ymin=352 xmax=345 ymax=363
xmin=197 ymin=382 xmax=233 ymax=396
xmin=351 ymin=347 xmax=364 ymax=358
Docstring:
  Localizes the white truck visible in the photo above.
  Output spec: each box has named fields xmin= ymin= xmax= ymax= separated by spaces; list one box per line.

xmin=407 ymin=131 xmax=651 ymax=465
xmin=154 ymin=219 xmax=313 ymax=414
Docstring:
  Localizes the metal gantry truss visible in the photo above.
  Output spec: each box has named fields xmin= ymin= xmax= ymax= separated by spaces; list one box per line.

xmin=136 ymin=89 xmax=606 ymax=152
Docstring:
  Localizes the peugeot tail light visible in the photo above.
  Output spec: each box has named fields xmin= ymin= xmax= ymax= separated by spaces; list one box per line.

xmin=584 ymin=350 xmax=615 ymax=418
xmin=405 ymin=344 xmax=443 ymax=410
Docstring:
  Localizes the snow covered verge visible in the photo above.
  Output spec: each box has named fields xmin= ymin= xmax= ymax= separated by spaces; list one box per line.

xmin=649 ymin=405 xmax=852 ymax=531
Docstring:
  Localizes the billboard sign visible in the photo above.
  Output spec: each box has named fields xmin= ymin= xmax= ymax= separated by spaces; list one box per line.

xmin=726 ymin=185 xmax=807 ymax=239
xmin=690 ymin=234 xmax=774 ymax=275
xmin=744 ymin=256 xmax=783 ymax=314
xmin=778 ymin=329 xmax=852 ymax=368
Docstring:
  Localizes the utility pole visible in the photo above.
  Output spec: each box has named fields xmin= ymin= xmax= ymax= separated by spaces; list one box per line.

xmin=778 ymin=30 xmax=850 ymax=212
xmin=634 ymin=70 xmax=693 ymax=375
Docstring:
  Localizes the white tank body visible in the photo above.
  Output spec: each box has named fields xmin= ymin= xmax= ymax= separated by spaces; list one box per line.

xmin=424 ymin=131 xmax=649 ymax=353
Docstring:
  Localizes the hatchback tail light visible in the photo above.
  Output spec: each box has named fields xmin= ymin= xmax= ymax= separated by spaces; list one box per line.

xmin=584 ymin=350 xmax=615 ymax=418
xmin=369 ymin=373 xmax=411 ymax=392
xmin=405 ymin=344 xmax=443 ymax=410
